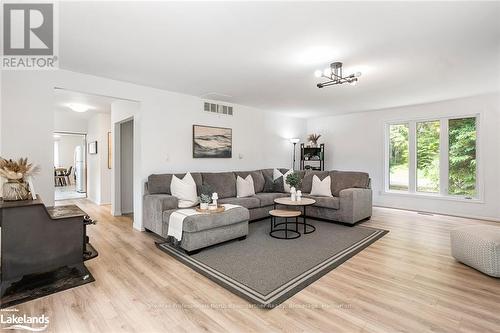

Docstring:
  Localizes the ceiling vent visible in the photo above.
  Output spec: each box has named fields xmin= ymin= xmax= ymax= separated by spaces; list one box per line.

xmin=204 ymin=101 xmax=233 ymax=116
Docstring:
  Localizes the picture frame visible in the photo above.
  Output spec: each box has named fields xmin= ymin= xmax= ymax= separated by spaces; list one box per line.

xmin=193 ymin=125 xmax=232 ymax=158
xmin=88 ymin=141 xmax=98 ymax=154
xmin=107 ymin=132 xmax=112 ymax=169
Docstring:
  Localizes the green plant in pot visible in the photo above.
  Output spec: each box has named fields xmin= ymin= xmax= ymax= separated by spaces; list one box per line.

xmin=198 ymin=183 xmax=214 ymax=209
xmin=286 ymin=172 xmax=301 ymax=189
xmin=0 ymin=157 xmax=39 ymax=201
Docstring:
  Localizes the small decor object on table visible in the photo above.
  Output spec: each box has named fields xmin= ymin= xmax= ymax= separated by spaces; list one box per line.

xmin=198 ymin=183 xmax=214 ymax=210
xmin=211 ymin=192 xmax=219 ymax=207
xmin=285 ymin=172 xmax=301 ymax=201
xmin=196 ymin=205 xmax=225 ymax=214
xmin=0 ymin=157 xmax=39 ymax=201
xmin=296 ymin=190 xmax=302 ymax=201
xmin=307 ymin=133 xmax=321 ymax=148
xmin=199 ymin=194 xmax=211 ymax=210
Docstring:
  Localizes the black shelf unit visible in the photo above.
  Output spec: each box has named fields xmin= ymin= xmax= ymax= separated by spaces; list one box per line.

xmin=300 ymin=143 xmax=325 ymax=171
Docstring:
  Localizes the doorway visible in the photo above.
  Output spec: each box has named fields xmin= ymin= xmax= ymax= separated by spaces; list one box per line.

xmin=120 ymin=119 xmax=134 ymax=215
xmin=54 ymin=132 xmax=87 ymax=201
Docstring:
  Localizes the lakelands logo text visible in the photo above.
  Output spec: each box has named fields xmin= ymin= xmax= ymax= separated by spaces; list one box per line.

xmin=2 ymin=2 xmax=58 ymax=69
xmin=1 ymin=313 xmax=49 ymax=331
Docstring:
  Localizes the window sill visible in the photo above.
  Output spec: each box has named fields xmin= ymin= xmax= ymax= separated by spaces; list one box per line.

xmin=381 ymin=190 xmax=484 ymax=204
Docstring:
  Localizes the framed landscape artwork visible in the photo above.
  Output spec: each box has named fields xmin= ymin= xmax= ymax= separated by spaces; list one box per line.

xmin=193 ymin=125 xmax=232 ymax=158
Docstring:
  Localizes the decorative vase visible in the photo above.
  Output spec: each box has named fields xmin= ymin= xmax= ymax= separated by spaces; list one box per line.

xmin=290 ymin=187 xmax=296 ymax=201
xmin=212 ymin=192 xmax=218 ymax=207
xmin=200 ymin=202 xmax=209 ymax=210
xmin=2 ymin=180 xmax=30 ymax=201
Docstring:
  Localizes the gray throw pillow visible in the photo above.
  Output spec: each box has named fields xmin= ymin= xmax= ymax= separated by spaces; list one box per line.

xmin=263 ymin=174 xmax=284 ymax=193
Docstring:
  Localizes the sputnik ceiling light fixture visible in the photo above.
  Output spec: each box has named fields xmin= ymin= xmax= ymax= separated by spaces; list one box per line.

xmin=314 ymin=62 xmax=362 ymax=88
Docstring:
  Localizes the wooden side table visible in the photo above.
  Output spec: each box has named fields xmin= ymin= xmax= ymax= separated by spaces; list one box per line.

xmin=273 ymin=197 xmax=317 ymax=234
xmin=269 ymin=209 xmax=301 ymax=240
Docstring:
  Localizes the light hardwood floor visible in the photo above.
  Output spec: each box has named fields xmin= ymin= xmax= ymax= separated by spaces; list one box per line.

xmin=7 ymin=199 xmax=500 ymax=333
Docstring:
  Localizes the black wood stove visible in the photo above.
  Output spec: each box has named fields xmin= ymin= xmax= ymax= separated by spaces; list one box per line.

xmin=0 ymin=195 xmax=98 ymax=298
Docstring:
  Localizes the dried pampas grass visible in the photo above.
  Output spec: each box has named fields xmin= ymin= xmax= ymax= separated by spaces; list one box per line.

xmin=0 ymin=157 xmax=40 ymax=181
xmin=0 ymin=157 xmax=39 ymax=201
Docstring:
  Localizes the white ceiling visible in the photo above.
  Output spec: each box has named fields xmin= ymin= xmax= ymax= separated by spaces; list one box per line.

xmin=54 ymin=89 xmax=115 ymax=119
xmin=59 ymin=1 xmax=500 ymax=117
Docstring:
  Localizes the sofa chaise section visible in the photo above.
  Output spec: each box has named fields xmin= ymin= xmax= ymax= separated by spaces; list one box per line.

xmin=162 ymin=206 xmax=249 ymax=253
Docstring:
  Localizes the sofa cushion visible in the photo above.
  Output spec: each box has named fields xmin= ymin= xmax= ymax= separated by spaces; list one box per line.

xmin=235 ymin=170 xmax=265 ymax=193
xmin=310 ymin=175 xmax=333 ymax=197
xmin=330 ymin=170 xmax=370 ymax=196
xmin=162 ymin=206 xmax=249 ymax=233
xmin=171 ymin=173 xmax=199 ymax=208
xmin=202 ymin=172 xmax=237 ymax=198
xmin=236 ymin=175 xmax=256 ymax=198
xmin=301 ymin=171 xmax=329 ymax=193
xmin=148 ymin=172 xmax=203 ymax=194
xmin=217 ymin=197 xmax=261 ymax=209
xmin=274 ymin=168 xmax=294 ymax=192
xmin=260 ymin=168 xmax=274 ymax=180
xmin=253 ymin=192 xmax=288 ymax=207
xmin=303 ymin=194 xmax=340 ymax=210
xmin=262 ymin=173 xmax=285 ymax=193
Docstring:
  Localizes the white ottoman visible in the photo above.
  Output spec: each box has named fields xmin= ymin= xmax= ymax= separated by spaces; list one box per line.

xmin=450 ymin=225 xmax=500 ymax=277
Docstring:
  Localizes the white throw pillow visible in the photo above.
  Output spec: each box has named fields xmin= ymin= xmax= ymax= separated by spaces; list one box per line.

xmin=236 ymin=175 xmax=255 ymax=198
xmin=310 ymin=175 xmax=333 ymax=197
xmin=170 ymin=172 xmax=199 ymax=208
xmin=273 ymin=168 xmax=293 ymax=192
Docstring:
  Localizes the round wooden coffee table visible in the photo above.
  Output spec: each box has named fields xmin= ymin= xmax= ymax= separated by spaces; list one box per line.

xmin=274 ymin=197 xmax=316 ymax=234
xmin=269 ymin=209 xmax=301 ymax=239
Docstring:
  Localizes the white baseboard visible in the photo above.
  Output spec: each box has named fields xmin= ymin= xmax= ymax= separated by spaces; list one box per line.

xmin=373 ymin=205 xmax=500 ymax=223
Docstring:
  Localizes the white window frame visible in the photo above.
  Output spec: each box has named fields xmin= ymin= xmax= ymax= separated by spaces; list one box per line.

xmin=383 ymin=113 xmax=483 ymax=203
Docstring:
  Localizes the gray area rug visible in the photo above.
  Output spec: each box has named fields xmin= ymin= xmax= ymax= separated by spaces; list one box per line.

xmin=157 ymin=219 xmax=387 ymax=308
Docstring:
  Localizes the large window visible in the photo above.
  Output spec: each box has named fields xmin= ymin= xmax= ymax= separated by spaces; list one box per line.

xmin=389 ymin=123 xmax=409 ymax=191
xmin=386 ymin=116 xmax=478 ymax=199
xmin=448 ymin=118 xmax=477 ymax=197
xmin=416 ymin=121 xmax=440 ymax=193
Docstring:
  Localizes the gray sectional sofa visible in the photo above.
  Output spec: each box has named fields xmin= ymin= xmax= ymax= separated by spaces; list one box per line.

xmin=143 ymin=168 xmax=373 ymax=240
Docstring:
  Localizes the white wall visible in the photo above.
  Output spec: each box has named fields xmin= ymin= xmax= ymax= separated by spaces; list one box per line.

xmin=120 ymin=120 xmax=134 ymax=214
xmin=139 ymin=98 xmax=305 ymax=175
xmin=54 ymin=110 xmax=88 ymax=133
xmin=1 ymin=70 xmax=306 ymax=230
xmin=86 ymin=113 xmax=111 ymax=205
xmin=307 ymin=93 xmax=500 ymax=221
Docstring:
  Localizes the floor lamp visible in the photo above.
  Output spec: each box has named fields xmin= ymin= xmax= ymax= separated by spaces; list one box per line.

xmin=289 ymin=138 xmax=300 ymax=170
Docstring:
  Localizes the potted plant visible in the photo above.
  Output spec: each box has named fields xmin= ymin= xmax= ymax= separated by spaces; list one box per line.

xmin=286 ymin=172 xmax=301 ymax=200
xmin=198 ymin=183 xmax=214 ymax=210
xmin=0 ymin=157 xmax=39 ymax=201
xmin=199 ymin=194 xmax=211 ymax=210
xmin=307 ymin=133 xmax=321 ymax=148
xmin=286 ymin=172 xmax=301 ymax=189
